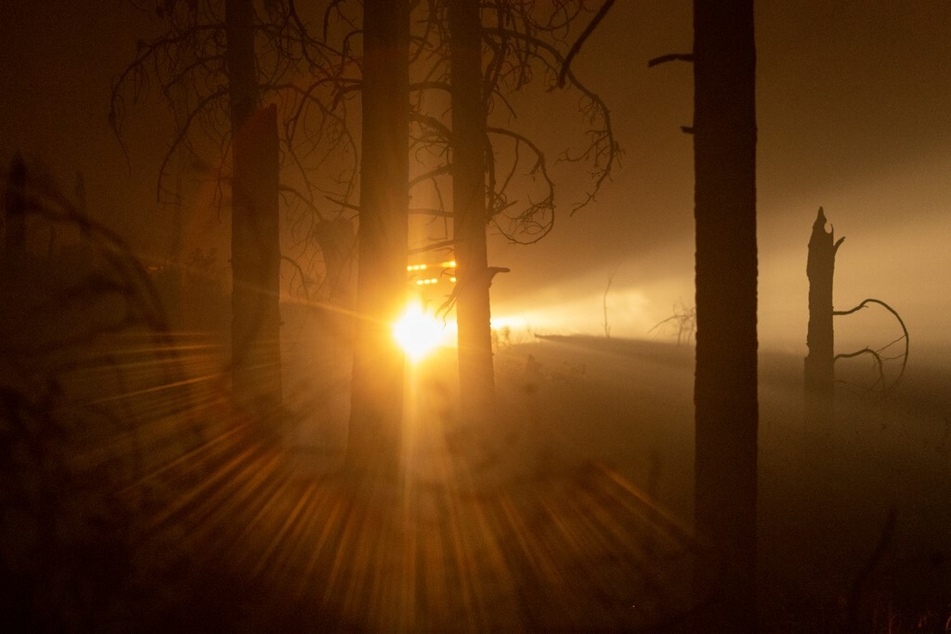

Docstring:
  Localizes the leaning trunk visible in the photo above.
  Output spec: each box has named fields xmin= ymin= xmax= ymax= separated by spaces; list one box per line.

xmin=450 ymin=0 xmax=494 ymax=422
xmin=226 ymin=0 xmax=283 ymax=417
xmin=692 ymin=0 xmax=758 ymax=630
xmin=347 ymin=0 xmax=410 ymax=477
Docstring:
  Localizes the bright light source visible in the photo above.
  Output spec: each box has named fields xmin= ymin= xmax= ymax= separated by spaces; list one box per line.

xmin=393 ymin=302 xmax=444 ymax=362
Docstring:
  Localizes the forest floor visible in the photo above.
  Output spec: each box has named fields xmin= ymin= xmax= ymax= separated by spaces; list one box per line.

xmin=4 ymin=322 xmax=951 ymax=631
xmin=489 ymin=334 xmax=951 ymax=632
xmin=277 ymin=330 xmax=951 ymax=631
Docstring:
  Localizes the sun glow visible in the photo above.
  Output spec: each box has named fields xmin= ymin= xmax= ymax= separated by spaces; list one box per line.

xmin=393 ymin=302 xmax=446 ymax=362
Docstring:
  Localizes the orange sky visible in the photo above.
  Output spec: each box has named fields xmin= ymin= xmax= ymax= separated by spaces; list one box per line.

xmin=2 ymin=0 xmax=951 ymax=353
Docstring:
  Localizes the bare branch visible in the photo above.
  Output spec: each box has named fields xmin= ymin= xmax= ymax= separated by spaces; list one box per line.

xmin=409 ymin=239 xmax=455 ymax=255
xmin=647 ymin=53 xmax=694 ymax=68
xmin=834 ymin=298 xmax=910 ymax=395
xmin=558 ymin=0 xmax=617 ymax=87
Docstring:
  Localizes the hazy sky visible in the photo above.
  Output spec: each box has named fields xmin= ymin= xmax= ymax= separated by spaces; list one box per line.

xmin=2 ymin=0 xmax=950 ymax=354
xmin=494 ymin=0 xmax=951 ymax=355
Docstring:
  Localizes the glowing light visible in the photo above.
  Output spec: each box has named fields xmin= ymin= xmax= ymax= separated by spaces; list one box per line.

xmin=393 ymin=302 xmax=445 ymax=361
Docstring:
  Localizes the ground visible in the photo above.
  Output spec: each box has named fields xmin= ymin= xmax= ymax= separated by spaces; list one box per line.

xmin=3 ymin=301 xmax=950 ymax=630
xmin=493 ymin=334 xmax=951 ymax=631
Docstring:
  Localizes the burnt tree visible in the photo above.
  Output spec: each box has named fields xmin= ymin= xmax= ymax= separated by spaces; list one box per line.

xmin=112 ymin=1 xmax=366 ymax=421
xmin=226 ymin=0 xmax=282 ymax=418
xmin=347 ymin=0 xmax=410 ymax=477
xmin=229 ymin=105 xmax=283 ymax=417
xmin=409 ymin=1 xmax=617 ymax=423
xmin=804 ymin=207 xmax=843 ymax=430
xmin=692 ymin=0 xmax=759 ymax=630
xmin=449 ymin=0 xmax=494 ymax=420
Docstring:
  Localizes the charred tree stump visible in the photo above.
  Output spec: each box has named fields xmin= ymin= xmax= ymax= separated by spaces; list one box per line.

xmin=804 ymin=207 xmax=843 ymax=431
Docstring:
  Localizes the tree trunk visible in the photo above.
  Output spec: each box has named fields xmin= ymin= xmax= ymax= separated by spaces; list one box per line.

xmin=804 ymin=207 xmax=840 ymax=431
xmin=692 ymin=0 xmax=758 ymax=630
xmin=450 ymin=0 xmax=495 ymax=422
xmin=225 ymin=0 xmax=257 ymax=128
xmin=226 ymin=0 xmax=283 ymax=418
xmin=347 ymin=0 xmax=410 ymax=478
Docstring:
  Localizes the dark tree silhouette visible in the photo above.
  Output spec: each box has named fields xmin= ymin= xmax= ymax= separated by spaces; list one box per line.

xmin=346 ymin=0 xmax=410 ymax=477
xmin=449 ymin=0 xmax=494 ymax=419
xmin=691 ymin=0 xmax=758 ymax=629
xmin=225 ymin=0 xmax=282 ymax=418
xmin=408 ymin=0 xmax=617 ymax=422
xmin=111 ymin=1 xmax=367 ymax=421
xmin=806 ymin=209 xmax=909 ymax=410
xmin=565 ymin=1 xmax=758 ymax=621
xmin=805 ymin=207 xmax=843 ymax=430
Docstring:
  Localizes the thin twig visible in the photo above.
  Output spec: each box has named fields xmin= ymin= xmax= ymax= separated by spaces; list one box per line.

xmin=557 ymin=0 xmax=616 ymax=87
xmin=647 ymin=53 xmax=694 ymax=68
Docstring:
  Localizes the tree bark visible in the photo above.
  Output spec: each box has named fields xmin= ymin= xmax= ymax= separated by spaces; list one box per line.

xmin=225 ymin=0 xmax=257 ymax=129
xmin=230 ymin=105 xmax=283 ymax=417
xmin=347 ymin=0 xmax=410 ymax=478
xmin=804 ymin=207 xmax=840 ymax=431
xmin=226 ymin=0 xmax=283 ymax=418
xmin=450 ymin=0 xmax=495 ymax=422
xmin=692 ymin=0 xmax=758 ymax=630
